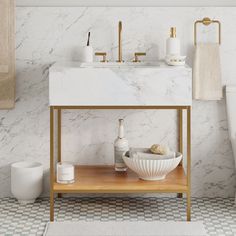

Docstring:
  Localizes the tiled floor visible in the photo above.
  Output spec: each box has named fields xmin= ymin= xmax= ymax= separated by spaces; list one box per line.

xmin=0 ymin=197 xmax=235 ymax=236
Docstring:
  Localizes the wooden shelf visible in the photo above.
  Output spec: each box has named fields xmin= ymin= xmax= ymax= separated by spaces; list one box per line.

xmin=53 ymin=165 xmax=187 ymax=193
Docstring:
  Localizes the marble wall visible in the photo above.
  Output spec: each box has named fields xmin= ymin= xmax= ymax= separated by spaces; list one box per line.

xmin=0 ymin=7 xmax=235 ymax=197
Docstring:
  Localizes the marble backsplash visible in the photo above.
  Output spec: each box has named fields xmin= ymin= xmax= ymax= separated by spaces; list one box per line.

xmin=0 ymin=7 xmax=235 ymax=197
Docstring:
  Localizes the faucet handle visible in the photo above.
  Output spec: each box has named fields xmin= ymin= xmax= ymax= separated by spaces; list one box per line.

xmin=95 ymin=52 xmax=108 ymax=62
xmin=133 ymin=52 xmax=146 ymax=62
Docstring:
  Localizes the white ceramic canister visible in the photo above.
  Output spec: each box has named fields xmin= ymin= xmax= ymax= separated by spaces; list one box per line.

xmin=80 ymin=46 xmax=94 ymax=63
xmin=166 ymin=27 xmax=180 ymax=56
xmin=11 ymin=161 xmax=43 ymax=204
xmin=57 ymin=162 xmax=75 ymax=184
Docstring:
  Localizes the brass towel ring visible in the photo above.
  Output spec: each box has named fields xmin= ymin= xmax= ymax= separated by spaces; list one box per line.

xmin=194 ymin=17 xmax=221 ymax=45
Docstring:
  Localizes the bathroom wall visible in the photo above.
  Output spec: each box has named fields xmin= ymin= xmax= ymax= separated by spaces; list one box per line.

xmin=0 ymin=7 xmax=235 ymax=197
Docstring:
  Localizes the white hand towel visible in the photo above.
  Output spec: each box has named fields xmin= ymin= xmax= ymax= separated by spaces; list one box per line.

xmin=193 ymin=43 xmax=222 ymax=100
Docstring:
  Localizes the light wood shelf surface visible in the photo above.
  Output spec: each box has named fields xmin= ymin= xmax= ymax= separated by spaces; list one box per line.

xmin=53 ymin=165 xmax=187 ymax=193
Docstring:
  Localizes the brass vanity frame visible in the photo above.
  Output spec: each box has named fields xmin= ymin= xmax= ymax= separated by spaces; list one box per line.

xmin=50 ymin=105 xmax=191 ymax=222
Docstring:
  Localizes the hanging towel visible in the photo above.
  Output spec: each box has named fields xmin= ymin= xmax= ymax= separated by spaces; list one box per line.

xmin=193 ymin=43 xmax=222 ymax=100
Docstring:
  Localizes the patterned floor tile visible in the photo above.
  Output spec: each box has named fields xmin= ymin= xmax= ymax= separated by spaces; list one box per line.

xmin=0 ymin=198 xmax=235 ymax=235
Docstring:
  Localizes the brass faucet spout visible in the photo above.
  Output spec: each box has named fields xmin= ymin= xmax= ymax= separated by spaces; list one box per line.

xmin=117 ymin=21 xmax=123 ymax=63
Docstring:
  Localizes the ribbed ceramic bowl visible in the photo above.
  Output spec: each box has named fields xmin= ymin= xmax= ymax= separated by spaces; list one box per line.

xmin=123 ymin=151 xmax=182 ymax=181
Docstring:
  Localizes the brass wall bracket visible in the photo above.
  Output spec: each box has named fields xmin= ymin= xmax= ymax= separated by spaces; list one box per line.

xmin=194 ymin=17 xmax=221 ymax=45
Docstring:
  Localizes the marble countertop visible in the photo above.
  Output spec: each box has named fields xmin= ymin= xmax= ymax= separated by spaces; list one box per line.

xmin=50 ymin=60 xmax=191 ymax=71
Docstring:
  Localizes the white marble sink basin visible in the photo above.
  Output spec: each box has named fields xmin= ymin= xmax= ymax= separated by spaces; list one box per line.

xmin=49 ymin=61 xmax=192 ymax=106
xmin=80 ymin=62 xmax=160 ymax=68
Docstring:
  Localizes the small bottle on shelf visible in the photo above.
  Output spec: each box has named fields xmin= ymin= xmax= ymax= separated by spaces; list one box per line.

xmin=114 ymin=119 xmax=129 ymax=172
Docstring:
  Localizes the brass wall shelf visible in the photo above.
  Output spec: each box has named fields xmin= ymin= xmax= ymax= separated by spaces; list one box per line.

xmin=50 ymin=105 xmax=191 ymax=222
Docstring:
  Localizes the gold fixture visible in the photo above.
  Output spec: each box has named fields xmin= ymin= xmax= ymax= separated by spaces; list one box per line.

xmin=194 ymin=17 xmax=221 ymax=45
xmin=170 ymin=27 xmax=176 ymax=38
xmin=95 ymin=21 xmax=148 ymax=64
xmin=95 ymin=52 xmax=108 ymax=62
xmin=133 ymin=52 xmax=146 ymax=62
xmin=117 ymin=21 xmax=123 ymax=63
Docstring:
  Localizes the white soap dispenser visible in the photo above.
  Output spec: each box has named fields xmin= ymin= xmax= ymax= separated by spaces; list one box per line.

xmin=166 ymin=27 xmax=180 ymax=56
xmin=114 ymin=119 xmax=129 ymax=172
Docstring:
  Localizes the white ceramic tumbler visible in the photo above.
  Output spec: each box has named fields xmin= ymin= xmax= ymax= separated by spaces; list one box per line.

xmin=11 ymin=161 xmax=43 ymax=204
xmin=81 ymin=46 xmax=93 ymax=62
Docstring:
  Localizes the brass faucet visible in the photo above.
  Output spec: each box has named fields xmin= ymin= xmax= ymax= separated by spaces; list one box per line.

xmin=117 ymin=21 xmax=123 ymax=63
xmin=96 ymin=21 xmax=147 ymax=63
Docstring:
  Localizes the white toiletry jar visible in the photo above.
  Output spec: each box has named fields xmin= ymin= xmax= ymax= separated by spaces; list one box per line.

xmin=11 ymin=161 xmax=43 ymax=204
xmin=80 ymin=46 xmax=94 ymax=63
xmin=57 ymin=163 xmax=75 ymax=184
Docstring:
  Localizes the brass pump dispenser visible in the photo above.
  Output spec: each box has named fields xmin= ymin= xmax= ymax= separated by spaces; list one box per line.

xmin=170 ymin=27 xmax=176 ymax=38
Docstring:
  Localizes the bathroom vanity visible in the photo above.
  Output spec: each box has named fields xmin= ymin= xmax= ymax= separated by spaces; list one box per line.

xmin=49 ymin=61 xmax=192 ymax=221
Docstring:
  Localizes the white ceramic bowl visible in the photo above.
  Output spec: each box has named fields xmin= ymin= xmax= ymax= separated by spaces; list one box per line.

xmin=123 ymin=151 xmax=182 ymax=181
xmin=11 ymin=161 xmax=43 ymax=204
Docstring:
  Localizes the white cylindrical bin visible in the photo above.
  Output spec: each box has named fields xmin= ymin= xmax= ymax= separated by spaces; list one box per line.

xmin=11 ymin=161 xmax=43 ymax=204
xmin=57 ymin=163 xmax=75 ymax=184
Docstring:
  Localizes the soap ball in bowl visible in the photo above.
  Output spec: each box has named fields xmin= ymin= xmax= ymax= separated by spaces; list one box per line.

xmin=150 ymin=144 xmax=170 ymax=155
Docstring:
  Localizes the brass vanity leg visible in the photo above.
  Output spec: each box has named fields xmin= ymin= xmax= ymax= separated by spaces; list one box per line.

xmin=178 ymin=109 xmax=183 ymax=165
xmin=187 ymin=192 xmax=191 ymax=221
xmin=57 ymin=108 xmax=62 ymax=198
xmin=50 ymin=107 xmax=55 ymax=221
xmin=177 ymin=109 xmax=183 ymax=198
xmin=187 ymin=106 xmax=191 ymax=221
xmin=58 ymin=108 xmax=61 ymax=163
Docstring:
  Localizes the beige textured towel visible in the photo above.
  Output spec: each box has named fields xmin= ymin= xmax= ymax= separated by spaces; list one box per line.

xmin=0 ymin=0 xmax=15 ymax=109
xmin=0 ymin=76 xmax=15 ymax=108
xmin=193 ymin=43 xmax=222 ymax=100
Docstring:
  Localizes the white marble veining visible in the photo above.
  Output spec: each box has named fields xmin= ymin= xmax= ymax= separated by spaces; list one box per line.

xmin=49 ymin=62 xmax=192 ymax=106
xmin=0 ymin=7 xmax=235 ymax=197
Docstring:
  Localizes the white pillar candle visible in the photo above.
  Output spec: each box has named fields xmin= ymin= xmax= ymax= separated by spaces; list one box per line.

xmin=57 ymin=163 xmax=75 ymax=184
